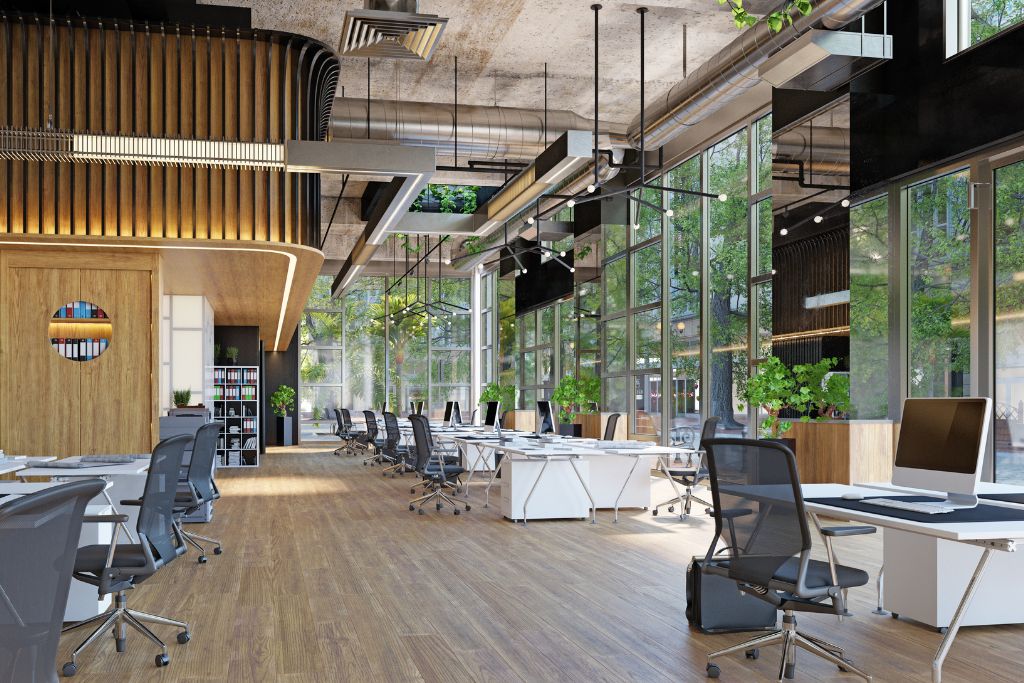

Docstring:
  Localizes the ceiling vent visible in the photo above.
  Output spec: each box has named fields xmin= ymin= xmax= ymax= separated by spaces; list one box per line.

xmin=339 ymin=0 xmax=448 ymax=61
xmin=759 ymin=28 xmax=892 ymax=92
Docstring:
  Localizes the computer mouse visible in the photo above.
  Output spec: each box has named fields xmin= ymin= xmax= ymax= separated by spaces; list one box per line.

xmin=841 ymin=492 xmax=864 ymax=501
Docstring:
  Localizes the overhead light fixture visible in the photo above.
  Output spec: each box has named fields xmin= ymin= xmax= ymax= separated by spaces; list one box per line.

xmin=814 ymin=215 xmax=824 ymax=223
xmin=339 ymin=0 xmax=448 ymax=61
xmin=841 ymin=198 xmax=851 ymax=207
xmin=780 ymin=228 xmax=789 ymax=236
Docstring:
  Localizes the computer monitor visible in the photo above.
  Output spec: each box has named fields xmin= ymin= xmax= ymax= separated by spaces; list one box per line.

xmin=892 ymin=397 xmax=991 ymax=508
xmin=483 ymin=401 xmax=500 ymax=433
xmin=536 ymin=400 xmax=555 ymax=435
xmin=442 ymin=401 xmax=457 ymax=427
xmin=409 ymin=400 xmax=423 ymax=416
xmin=451 ymin=401 xmax=462 ymax=426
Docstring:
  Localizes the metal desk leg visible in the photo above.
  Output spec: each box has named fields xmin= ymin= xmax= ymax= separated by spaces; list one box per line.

xmin=656 ymin=454 xmax=685 ymax=518
xmin=931 ymin=547 xmax=993 ymax=683
xmin=520 ymin=457 xmax=551 ymax=527
xmin=99 ymin=487 xmax=136 ymax=543
xmin=872 ymin=565 xmax=888 ymax=615
xmin=612 ymin=456 xmax=640 ymax=523
xmin=483 ymin=450 xmax=505 ymax=508
xmin=569 ymin=457 xmax=597 ymax=524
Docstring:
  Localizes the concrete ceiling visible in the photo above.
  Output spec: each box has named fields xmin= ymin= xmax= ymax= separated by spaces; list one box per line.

xmin=204 ymin=0 xmax=763 ymax=265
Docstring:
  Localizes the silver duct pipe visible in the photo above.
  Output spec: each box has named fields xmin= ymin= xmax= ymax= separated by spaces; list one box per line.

xmin=775 ymin=125 xmax=849 ymax=175
xmin=625 ymin=0 xmax=885 ymax=151
xmin=330 ymin=97 xmax=628 ymax=161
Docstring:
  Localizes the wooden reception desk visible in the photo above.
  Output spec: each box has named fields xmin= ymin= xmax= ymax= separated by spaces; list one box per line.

xmin=783 ymin=420 xmax=894 ymax=484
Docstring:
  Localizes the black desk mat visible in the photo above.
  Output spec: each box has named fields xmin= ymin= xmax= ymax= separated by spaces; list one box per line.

xmin=980 ymin=493 xmax=1024 ymax=504
xmin=806 ymin=496 xmax=1024 ymax=524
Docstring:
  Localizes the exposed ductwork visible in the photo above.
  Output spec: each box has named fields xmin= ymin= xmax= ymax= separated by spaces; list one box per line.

xmin=330 ymin=97 xmax=628 ymax=161
xmin=625 ymin=0 xmax=887 ymax=151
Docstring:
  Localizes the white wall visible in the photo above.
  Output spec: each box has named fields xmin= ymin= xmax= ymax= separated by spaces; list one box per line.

xmin=160 ymin=295 xmax=215 ymax=413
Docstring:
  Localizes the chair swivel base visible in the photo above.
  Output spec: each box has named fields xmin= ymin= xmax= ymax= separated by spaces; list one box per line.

xmin=61 ymin=592 xmax=190 ymax=677
xmin=181 ymin=526 xmax=224 ymax=563
xmin=652 ymin=489 xmax=712 ymax=518
xmin=409 ymin=484 xmax=470 ymax=515
xmin=706 ymin=612 xmax=870 ymax=681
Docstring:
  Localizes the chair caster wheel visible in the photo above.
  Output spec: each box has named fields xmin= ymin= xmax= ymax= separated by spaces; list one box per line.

xmin=465 ymin=505 xmax=471 ymax=511
xmin=668 ymin=506 xmax=675 ymax=513
xmin=652 ymin=509 xmax=659 ymax=516
xmin=417 ymin=508 xmax=425 ymax=515
xmin=62 ymin=662 xmax=78 ymax=677
xmin=214 ymin=547 xmax=223 ymax=555
xmin=155 ymin=654 xmax=169 ymax=667
xmin=937 ymin=627 xmax=948 ymax=635
xmin=745 ymin=648 xmax=759 ymax=659
xmin=410 ymin=488 xmax=416 ymax=494
xmin=454 ymin=509 xmax=460 ymax=515
xmin=198 ymin=555 xmax=208 ymax=564
xmin=115 ymin=636 xmax=126 ymax=653
xmin=706 ymin=663 xmax=720 ymax=678
xmin=436 ymin=503 xmax=442 ymax=511
xmin=784 ymin=662 xmax=795 ymax=679
xmin=177 ymin=631 xmax=191 ymax=644
xmin=891 ymin=612 xmax=900 ymax=619
xmin=409 ymin=504 xmax=415 ymax=511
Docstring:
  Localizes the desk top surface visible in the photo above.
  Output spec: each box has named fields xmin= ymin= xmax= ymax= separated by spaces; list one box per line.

xmin=19 ymin=456 xmax=151 ymax=477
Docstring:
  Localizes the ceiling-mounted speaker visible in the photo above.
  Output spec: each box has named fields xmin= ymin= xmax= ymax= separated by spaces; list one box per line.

xmin=339 ymin=0 xmax=448 ymax=61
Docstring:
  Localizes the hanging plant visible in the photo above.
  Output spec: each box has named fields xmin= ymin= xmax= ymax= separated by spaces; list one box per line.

xmin=717 ymin=0 xmax=813 ymax=33
xmin=463 ymin=236 xmax=484 ymax=255
xmin=575 ymin=244 xmax=593 ymax=260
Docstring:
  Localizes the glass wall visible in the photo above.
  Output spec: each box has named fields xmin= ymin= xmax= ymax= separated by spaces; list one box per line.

xmin=907 ymin=169 xmax=971 ymax=397
xmin=849 ymin=196 xmax=891 ymax=418
xmin=994 ymin=157 xmax=1024 ymax=482
xmin=429 ymin=278 xmax=472 ymax=413
xmin=299 ymin=275 xmax=344 ymax=440
xmin=479 ymin=270 xmax=496 ymax=388
xmin=707 ymin=129 xmax=750 ymax=436
xmin=343 ymin=276 xmax=387 ymax=413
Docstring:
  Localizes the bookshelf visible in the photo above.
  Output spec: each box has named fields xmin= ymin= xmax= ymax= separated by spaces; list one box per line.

xmin=49 ymin=300 xmax=112 ymax=361
xmin=210 ymin=366 xmax=260 ymax=467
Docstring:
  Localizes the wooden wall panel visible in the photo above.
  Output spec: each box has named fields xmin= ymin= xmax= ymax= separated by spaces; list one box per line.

xmin=2 ymin=261 xmax=82 ymax=456
xmin=80 ymin=267 xmax=154 ymax=454
xmin=0 ymin=250 xmax=158 ymax=456
xmin=0 ymin=15 xmax=339 ymax=249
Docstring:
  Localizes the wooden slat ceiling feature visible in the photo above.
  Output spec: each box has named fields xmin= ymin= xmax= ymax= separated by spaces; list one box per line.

xmin=0 ymin=14 xmax=338 ymax=250
xmin=0 ymin=234 xmax=322 ymax=351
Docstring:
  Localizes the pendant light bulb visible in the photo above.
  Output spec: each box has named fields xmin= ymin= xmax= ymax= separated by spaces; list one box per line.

xmin=569 ymin=267 xmax=576 ymax=273
xmin=780 ymin=228 xmax=789 ymax=236
xmin=841 ymin=198 xmax=851 ymax=208
xmin=559 ymin=251 xmax=566 ymax=257
xmin=526 ymin=216 xmax=535 ymax=225
xmin=567 ymin=199 xmax=576 ymax=208
xmin=718 ymin=193 xmax=728 ymax=202
xmin=665 ymin=209 xmax=674 ymax=218
xmin=632 ymin=223 xmax=640 ymax=231
xmin=587 ymin=184 xmax=596 ymax=194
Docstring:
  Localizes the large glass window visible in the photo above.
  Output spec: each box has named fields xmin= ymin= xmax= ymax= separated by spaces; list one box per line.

xmin=850 ymin=196 xmax=891 ymax=418
xmin=429 ymin=278 xmax=471 ymax=415
xmin=994 ymin=157 xmax=1024 ymax=483
xmin=300 ymin=275 xmax=344 ymax=440
xmin=342 ymin=276 xmax=386 ymax=415
xmin=519 ymin=304 xmax=556 ymax=406
xmin=707 ymin=128 xmax=750 ymax=436
xmin=669 ymin=157 xmax=702 ymax=445
xmin=907 ymin=169 xmax=971 ymax=397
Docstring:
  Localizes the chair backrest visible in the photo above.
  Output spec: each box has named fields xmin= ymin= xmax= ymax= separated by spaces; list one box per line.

xmin=138 ymin=435 xmax=191 ymax=565
xmin=333 ymin=408 xmax=345 ymax=435
xmin=186 ymin=422 xmax=222 ymax=503
xmin=382 ymin=412 xmax=401 ymax=455
xmin=362 ymin=410 xmax=379 ymax=440
xmin=340 ymin=408 xmax=353 ymax=430
xmin=0 ymin=478 xmax=106 ymax=683
xmin=699 ymin=416 xmax=720 ymax=448
xmin=702 ymin=438 xmax=811 ymax=589
xmin=408 ymin=414 xmax=434 ymax=473
xmin=603 ymin=413 xmax=621 ymax=441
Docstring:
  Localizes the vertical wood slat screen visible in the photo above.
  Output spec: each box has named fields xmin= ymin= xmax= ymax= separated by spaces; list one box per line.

xmin=0 ymin=14 xmax=339 ymax=246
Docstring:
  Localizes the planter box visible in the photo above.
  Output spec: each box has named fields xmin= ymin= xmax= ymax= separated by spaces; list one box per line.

xmin=782 ymin=420 xmax=894 ymax=484
xmin=558 ymin=423 xmax=583 ymax=438
xmin=275 ymin=416 xmax=294 ymax=447
xmin=576 ymin=413 xmax=626 ymax=440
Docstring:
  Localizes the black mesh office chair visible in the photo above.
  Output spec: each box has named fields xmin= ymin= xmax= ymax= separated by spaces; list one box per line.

xmin=334 ymin=409 xmax=356 ymax=456
xmin=702 ymin=438 xmax=873 ymax=681
xmin=603 ymin=413 xmax=621 ymax=440
xmin=380 ymin=412 xmax=409 ymax=477
xmin=408 ymin=415 xmax=470 ymax=515
xmin=61 ymin=435 xmax=192 ymax=677
xmin=654 ymin=416 xmax=718 ymax=518
xmin=173 ymin=422 xmax=223 ymax=563
xmin=0 ymin=479 xmax=105 ymax=683
xmin=358 ymin=410 xmax=385 ymax=466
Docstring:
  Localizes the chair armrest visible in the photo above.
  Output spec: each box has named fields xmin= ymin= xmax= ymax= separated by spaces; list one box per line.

xmin=83 ymin=514 xmax=130 ymax=524
xmin=820 ymin=526 xmax=876 ymax=537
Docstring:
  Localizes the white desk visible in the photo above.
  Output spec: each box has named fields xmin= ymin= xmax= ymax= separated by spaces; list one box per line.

xmin=0 ymin=456 xmax=56 ymax=476
xmin=19 ymin=458 xmax=150 ymax=542
xmin=572 ymin=442 xmax=692 ymax=520
xmin=799 ymin=482 xmax=1024 ymax=683
xmin=496 ymin=445 xmax=593 ymax=524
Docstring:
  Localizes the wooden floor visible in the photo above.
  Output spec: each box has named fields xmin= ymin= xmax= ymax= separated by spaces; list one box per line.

xmin=56 ymin=446 xmax=1024 ymax=682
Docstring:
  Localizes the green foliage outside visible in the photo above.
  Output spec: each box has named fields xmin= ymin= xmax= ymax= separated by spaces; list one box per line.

xmin=971 ymin=1 xmax=1024 ymax=44
xmin=410 ymin=184 xmax=480 ymax=214
xmin=480 ymin=382 xmax=517 ymax=414
xmin=270 ymin=384 xmax=296 ymax=418
xmin=551 ymin=372 xmax=600 ymax=424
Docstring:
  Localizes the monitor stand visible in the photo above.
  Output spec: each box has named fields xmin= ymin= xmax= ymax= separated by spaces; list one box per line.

xmin=936 ymin=491 xmax=979 ymax=510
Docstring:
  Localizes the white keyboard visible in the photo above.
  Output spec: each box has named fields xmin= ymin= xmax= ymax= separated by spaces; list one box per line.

xmin=861 ymin=498 xmax=954 ymax=515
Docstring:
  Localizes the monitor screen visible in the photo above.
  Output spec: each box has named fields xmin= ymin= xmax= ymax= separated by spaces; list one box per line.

xmin=484 ymin=401 xmax=500 ymax=428
xmin=537 ymin=400 xmax=555 ymax=435
xmin=443 ymin=401 xmax=454 ymax=423
xmin=896 ymin=398 xmax=988 ymax=475
xmin=451 ymin=401 xmax=462 ymax=425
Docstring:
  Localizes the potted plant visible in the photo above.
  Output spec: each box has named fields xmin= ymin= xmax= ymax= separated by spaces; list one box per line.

xmin=172 ymin=388 xmax=192 ymax=409
xmin=270 ymin=384 xmax=296 ymax=446
xmin=740 ymin=356 xmax=808 ymax=444
xmin=311 ymin=405 xmax=323 ymax=428
xmin=225 ymin=346 xmax=240 ymax=366
xmin=479 ymin=382 xmax=517 ymax=422
xmin=551 ymin=372 xmax=600 ymax=437
xmin=793 ymin=357 xmax=851 ymax=419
